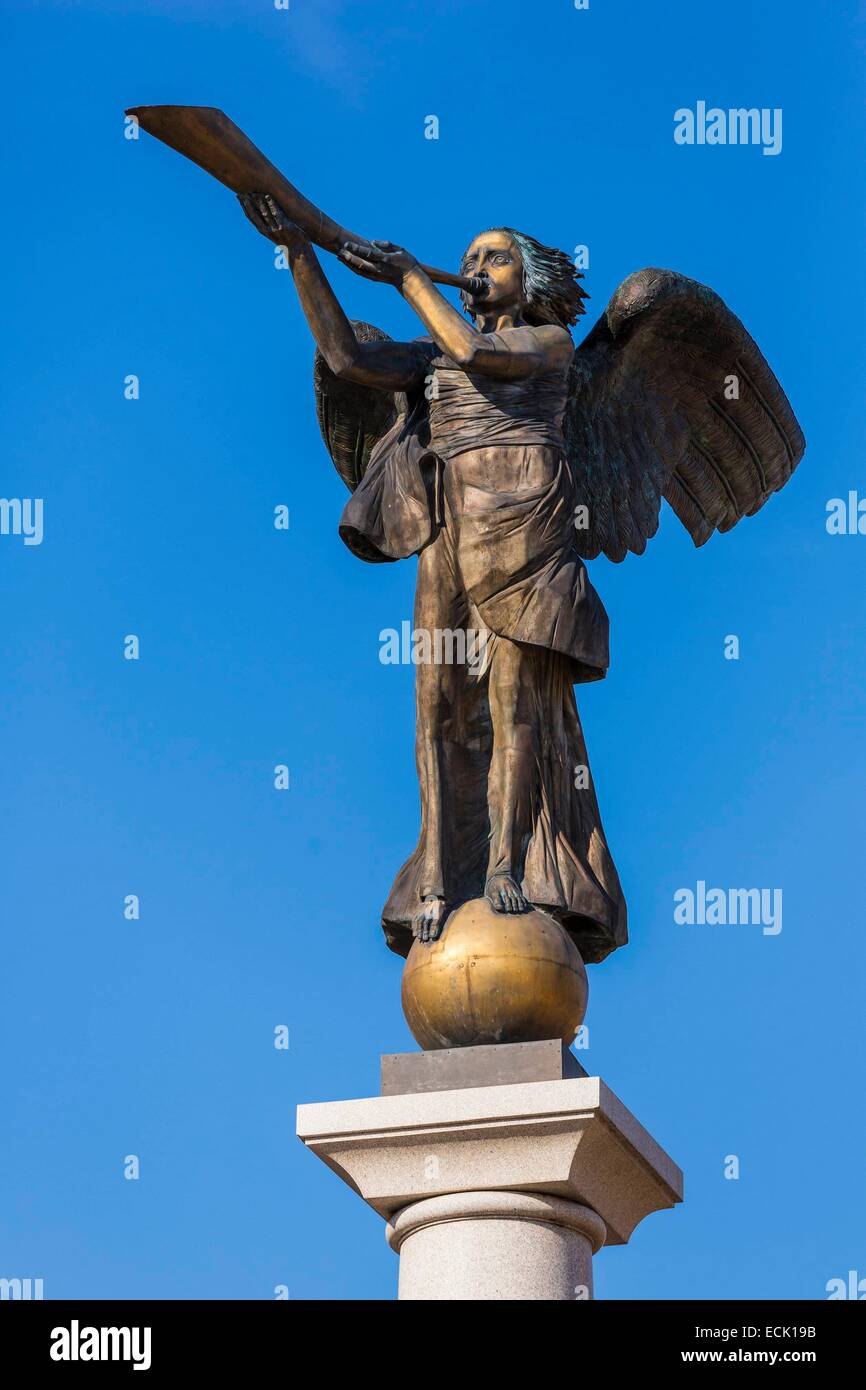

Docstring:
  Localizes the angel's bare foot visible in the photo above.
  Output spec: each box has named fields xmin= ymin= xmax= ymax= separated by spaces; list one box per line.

xmin=412 ymin=895 xmax=449 ymax=944
xmin=485 ymin=872 xmax=528 ymax=914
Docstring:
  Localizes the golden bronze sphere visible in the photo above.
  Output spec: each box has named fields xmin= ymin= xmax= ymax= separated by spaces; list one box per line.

xmin=401 ymin=897 xmax=588 ymax=1050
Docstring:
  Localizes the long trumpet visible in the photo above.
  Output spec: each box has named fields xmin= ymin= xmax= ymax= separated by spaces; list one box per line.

xmin=126 ymin=105 xmax=485 ymax=295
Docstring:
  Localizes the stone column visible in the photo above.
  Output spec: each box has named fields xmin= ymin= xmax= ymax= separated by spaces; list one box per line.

xmin=388 ymin=1191 xmax=606 ymax=1301
xmin=297 ymin=1046 xmax=683 ymax=1302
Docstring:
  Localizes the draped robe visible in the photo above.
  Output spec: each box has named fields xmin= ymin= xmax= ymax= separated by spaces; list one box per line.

xmin=338 ymin=339 xmax=627 ymax=965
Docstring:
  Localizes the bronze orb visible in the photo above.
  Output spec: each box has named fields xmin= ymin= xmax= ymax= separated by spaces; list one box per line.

xmin=401 ymin=897 xmax=588 ymax=1050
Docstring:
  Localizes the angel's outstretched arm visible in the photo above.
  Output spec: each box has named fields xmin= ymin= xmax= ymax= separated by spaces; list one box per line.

xmin=238 ymin=195 xmax=429 ymax=391
xmin=339 ymin=239 xmax=572 ymax=380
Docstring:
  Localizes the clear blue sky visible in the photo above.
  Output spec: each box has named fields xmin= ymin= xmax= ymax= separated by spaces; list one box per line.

xmin=2 ymin=0 xmax=864 ymax=1301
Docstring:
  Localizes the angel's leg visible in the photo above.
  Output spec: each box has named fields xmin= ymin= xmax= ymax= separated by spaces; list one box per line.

xmin=485 ymin=636 xmax=539 ymax=913
xmin=412 ymin=525 xmax=466 ymax=942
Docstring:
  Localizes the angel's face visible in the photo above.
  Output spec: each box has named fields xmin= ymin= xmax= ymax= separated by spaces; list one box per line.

xmin=462 ymin=231 xmax=524 ymax=314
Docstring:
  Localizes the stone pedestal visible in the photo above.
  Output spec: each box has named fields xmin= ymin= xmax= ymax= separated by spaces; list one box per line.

xmin=296 ymin=1053 xmax=683 ymax=1301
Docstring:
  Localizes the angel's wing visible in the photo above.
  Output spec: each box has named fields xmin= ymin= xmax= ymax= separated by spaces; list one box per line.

xmin=564 ymin=268 xmax=806 ymax=562
xmin=313 ymin=321 xmax=401 ymax=492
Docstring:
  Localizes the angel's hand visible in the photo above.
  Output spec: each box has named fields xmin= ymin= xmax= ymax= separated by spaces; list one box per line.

xmin=338 ymin=239 xmax=419 ymax=286
xmin=238 ymin=193 xmax=310 ymax=253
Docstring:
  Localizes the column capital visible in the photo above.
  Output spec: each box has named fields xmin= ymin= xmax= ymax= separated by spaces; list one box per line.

xmin=386 ymin=1190 xmax=607 ymax=1254
xmin=297 ymin=1074 xmax=683 ymax=1246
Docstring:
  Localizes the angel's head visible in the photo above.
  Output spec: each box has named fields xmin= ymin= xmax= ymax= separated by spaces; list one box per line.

xmin=460 ymin=228 xmax=588 ymax=329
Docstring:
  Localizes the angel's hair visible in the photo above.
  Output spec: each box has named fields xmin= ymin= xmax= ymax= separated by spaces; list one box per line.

xmin=460 ymin=227 xmax=589 ymax=329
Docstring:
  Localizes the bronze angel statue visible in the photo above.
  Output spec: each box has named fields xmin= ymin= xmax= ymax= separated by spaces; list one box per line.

xmin=238 ymin=192 xmax=805 ymax=969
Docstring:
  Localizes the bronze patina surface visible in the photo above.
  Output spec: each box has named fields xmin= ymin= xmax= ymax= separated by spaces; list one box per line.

xmin=401 ymin=899 xmax=589 ymax=1050
xmin=132 ymin=114 xmax=805 ymax=1047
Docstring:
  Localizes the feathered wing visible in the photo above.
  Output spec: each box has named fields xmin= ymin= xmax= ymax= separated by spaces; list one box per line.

xmin=313 ymin=321 xmax=401 ymax=491
xmin=564 ymin=268 xmax=806 ymax=562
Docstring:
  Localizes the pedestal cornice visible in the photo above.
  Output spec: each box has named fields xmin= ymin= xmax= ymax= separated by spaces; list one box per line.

xmin=296 ymin=1075 xmax=683 ymax=1245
